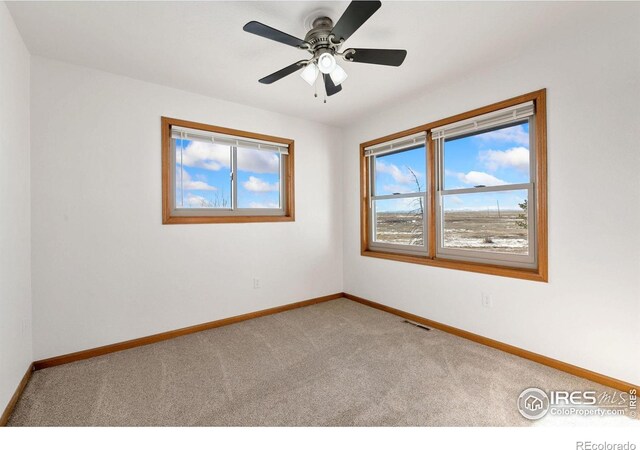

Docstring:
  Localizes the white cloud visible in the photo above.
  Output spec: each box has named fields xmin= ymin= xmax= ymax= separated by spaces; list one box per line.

xmin=376 ymin=162 xmax=421 ymax=185
xmin=242 ymin=176 xmax=279 ymax=193
xmin=237 ymin=148 xmax=279 ymax=174
xmin=178 ymin=141 xmax=230 ymax=171
xmin=475 ymin=125 xmax=529 ymax=146
xmin=176 ymin=168 xmax=217 ymax=191
xmin=177 ymin=142 xmax=280 ymax=174
xmin=193 ymin=173 xmax=208 ymax=182
xmin=174 ymin=145 xmax=280 ymax=208
xmin=182 ymin=192 xmax=230 ymax=208
xmin=457 ymin=171 xmax=506 ymax=186
xmin=248 ymin=201 xmax=279 ymax=209
xmin=479 ymin=147 xmax=530 ymax=173
xmin=185 ymin=180 xmax=217 ymax=191
xmin=182 ymin=181 xmax=218 ymax=191
xmin=184 ymin=194 xmax=211 ymax=207
xmin=375 ymin=195 xmax=424 ymax=213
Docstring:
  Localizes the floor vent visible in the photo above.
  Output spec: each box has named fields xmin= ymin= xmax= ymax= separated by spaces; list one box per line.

xmin=402 ymin=319 xmax=431 ymax=331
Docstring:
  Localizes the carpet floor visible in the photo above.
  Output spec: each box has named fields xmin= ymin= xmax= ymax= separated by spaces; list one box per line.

xmin=8 ymin=298 xmax=636 ymax=426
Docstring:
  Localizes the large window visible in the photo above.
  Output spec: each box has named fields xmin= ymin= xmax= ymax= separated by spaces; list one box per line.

xmin=360 ymin=90 xmax=547 ymax=281
xmin=433 ymin=102 xmax=536 ymax=268
xmin=162 ymin=118 xmax=294 ymax=224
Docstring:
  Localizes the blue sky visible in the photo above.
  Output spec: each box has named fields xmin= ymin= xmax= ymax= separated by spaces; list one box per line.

xmin=373 ymin=122 xmax=530 ymax=212
xmin=375 ymin=146 xmax=426 ymax=196
xmin=175 ymin=139 xmax=280 ymax=209
xmin=444 ymin=122 xmax=530 ymax=189
xmin=374 ymin=146 xmax=425 ymax=213
xmin=444 ymin=122 xmax=529 ymax=211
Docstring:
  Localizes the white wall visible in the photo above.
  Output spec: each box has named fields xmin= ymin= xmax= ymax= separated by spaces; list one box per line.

xmin=343 ymin=5 xmax=640 ymax=385
xmin=0 ymin=2 xmax=32 ymax=409
xmin=30 ymin=57 xmax=343 ymax=360
xmin=12 ymin=2 xmax=640 ymax=389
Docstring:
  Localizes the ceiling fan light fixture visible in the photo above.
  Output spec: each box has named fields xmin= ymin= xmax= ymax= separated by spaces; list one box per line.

xmin=329 ymin=64 xmax=348 ymax=86
xmin=300 ymin=63 xmax=319 ymax=86
xmin=244 ymin=1 xmax=407 ymax=99
xmin=317 ymin=52 xmax=337 ymax=74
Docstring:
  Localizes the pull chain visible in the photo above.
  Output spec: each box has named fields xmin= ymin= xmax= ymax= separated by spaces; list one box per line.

xmin=323 ymin=76 xmax=327 ymax=103
xmin=312 ymin=74 xmax=327 ymax=103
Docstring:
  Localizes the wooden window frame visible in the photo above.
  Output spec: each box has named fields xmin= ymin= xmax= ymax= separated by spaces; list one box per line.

xmin=162 ymin=117 xmax=295 ymax=224
xmin=359 ymin=89 xmax=548 ymax=282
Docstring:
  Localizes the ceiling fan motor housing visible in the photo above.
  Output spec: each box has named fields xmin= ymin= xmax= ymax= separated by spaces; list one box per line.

xmin=304 ymin=17 xmax=341 ymax=55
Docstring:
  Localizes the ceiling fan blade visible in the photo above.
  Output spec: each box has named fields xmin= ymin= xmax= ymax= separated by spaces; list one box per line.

xmin=331 ymin=1 xmax=381 ymax=43
xmin=243 ymin=21 xmax=308 ymax=48
xmin=344 ymin=48 xmax=407 ymax=66
xmin=323 ymin=74 xmax=342 ymax=96
xmin=259 ymin=61 xmax=306 ymax=84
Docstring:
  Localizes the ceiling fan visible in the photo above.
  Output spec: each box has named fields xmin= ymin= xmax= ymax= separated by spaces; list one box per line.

xmin=243 ymin=1 xmax=407 ymax=99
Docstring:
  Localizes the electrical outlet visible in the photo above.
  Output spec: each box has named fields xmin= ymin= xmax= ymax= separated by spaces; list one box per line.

xmin=481 ymin=293 xmax=492 ymax=308
xmin=253 ymin=278 xmax=261 ymax=289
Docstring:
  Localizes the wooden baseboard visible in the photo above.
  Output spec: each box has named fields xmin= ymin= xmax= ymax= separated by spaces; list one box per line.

xmin=343 ymin=293 xmax=639 ymax=393
xmin=0 ymin=364 xmax=34 ymax=427
xmin=33 ymin=292 xmax=343 ymax=371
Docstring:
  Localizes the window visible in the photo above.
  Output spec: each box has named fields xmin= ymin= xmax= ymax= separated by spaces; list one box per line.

xmin=360 ymin=90 xmax=547 ymax=281
xmin=366 ymin=133 xmax=427 ymax=255
xmin=433 ymin=102 xmax=536 ymax=268
xmin=162 ymin=118 xmax=294 ymax=224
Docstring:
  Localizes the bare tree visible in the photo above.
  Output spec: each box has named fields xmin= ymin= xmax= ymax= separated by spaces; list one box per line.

xmin=406 ymin=166 xmax=424 ymax=246
xmin=193 ymin=188 xmax=229 ymax=208
xmin=212 ymin=189 xmax=230 ymax=208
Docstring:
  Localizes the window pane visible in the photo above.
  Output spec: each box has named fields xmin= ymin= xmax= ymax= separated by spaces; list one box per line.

xmin=374 ymin=146 xmax=426 ymax=196
xmin=374 ymin=197 xmax=424 ymax=246
xmin=443 ymin=122 xmax=530 ymax=190
xmin=237 ymin=147 xmax=281 ymax=209
xmin=174 ymin=138 xmax=231 ymax=208
xmin=442 ymin=190 xmax=529 ymax=255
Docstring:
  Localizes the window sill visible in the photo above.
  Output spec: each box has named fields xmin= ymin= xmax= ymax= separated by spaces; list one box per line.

xmin=361 ymin=249 xmax=547 ymax=282
xmin=163 ymin=214 xmax=294 ymax=224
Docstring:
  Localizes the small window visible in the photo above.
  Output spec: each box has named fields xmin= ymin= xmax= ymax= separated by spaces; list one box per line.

xmin=360 ymin=90 xmax=547 ymax=282
xmin=366 ymin=133 xmax=428 ymax=255
xmin=162 ymin=118 xmax=294 ymax=224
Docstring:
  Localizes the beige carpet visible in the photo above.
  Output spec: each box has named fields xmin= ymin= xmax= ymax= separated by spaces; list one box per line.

xmin=8 ymin=298 xmax=634 ymax=426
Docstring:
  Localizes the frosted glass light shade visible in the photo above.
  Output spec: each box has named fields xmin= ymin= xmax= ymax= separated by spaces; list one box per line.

xmin=317 ymin=53 xmax=337 ymax=74
xmin=329 ymin=64 xmax=348 ymax=85
xmin=300 ymin=63 xmax=319 ymax=85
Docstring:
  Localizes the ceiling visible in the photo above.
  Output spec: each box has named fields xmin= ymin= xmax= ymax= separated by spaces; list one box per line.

xmin=7 ymin=1 xmax=581 ymax=126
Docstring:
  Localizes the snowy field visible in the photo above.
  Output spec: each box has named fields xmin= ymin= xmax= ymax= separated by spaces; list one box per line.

xmin=375 ymin=210 xmax=528 ymax=255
